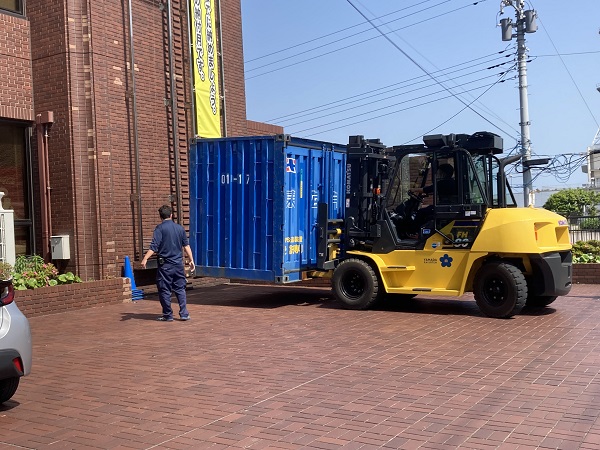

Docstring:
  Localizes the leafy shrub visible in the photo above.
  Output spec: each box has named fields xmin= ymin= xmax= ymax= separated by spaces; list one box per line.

xmin=544 ymin=188 xmax=600 ymax=216
xmin=572 ymin=240 xmax=600 ymax=264
xmin=579 ymin=218 xmax=600 ymax=231
xmin=0 ymin=262 xmax=12 ymax=281
xmin=11 ymin=255 xmax=82 ymax=290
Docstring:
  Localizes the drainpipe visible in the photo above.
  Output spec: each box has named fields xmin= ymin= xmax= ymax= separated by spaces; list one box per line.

xmin=36 ymin=111 xmax=54 ymax=262
xmin=166 ymin=0 xmax=182 ymax=223
xmin=216 ymin=0 xmax=227 ymax=136
xmin=127 ymin=0 xmax=144 ymax=260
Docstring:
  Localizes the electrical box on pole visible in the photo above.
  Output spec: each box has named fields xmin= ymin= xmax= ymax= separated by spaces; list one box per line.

xmin=524 ymin=10 xmax=537 ymax=33
xmin=501 ymin=18 xmax=513 ymax=41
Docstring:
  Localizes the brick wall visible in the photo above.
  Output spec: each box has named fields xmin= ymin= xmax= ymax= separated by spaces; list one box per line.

xmin=219 ymin=0 xmax=248 ymax=136
xmin=246 ymin=120 xmax=284 ymax=135
xmin=25 ymin=0 xmax=249 ymax=283
xmin=572 ymin=263 xmax=600 ymax=284
xmin=0 ymin=13 xmax=33 ymax=121
xmin=14 ymin=277 xmax=131 ymax=318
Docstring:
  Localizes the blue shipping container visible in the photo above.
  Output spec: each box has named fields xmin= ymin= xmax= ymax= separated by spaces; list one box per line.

xmin=190 ymin=135 xmax=347 ymax=283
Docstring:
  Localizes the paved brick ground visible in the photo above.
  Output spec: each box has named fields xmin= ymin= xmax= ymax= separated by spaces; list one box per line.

xmin=1 ymin=283 xmax=600 ymax=449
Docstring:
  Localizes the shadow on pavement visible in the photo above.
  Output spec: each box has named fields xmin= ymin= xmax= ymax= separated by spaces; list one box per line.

xmin=141 ymin=283 xmax=559 ymax=318
xmin=520 ymin=306 xmax=557 ymax=316
xmin=185 ymin=284 xmax=334 ymax=309
xmin=318 ymin=295 xmax=486 ymax=317
xmin=323 ymin=294 xmax=558 ymax=318
xmin=0 ymin=400 xmax=19 ymax=411
xmin=120 ymin=312 xmax=161 ymax=321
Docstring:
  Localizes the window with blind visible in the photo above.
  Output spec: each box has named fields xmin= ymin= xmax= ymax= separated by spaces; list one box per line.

xmin=0 ymin=123 xmax=32 ymax=255
xmin=0 ymin=0 xmax=24 ymax=15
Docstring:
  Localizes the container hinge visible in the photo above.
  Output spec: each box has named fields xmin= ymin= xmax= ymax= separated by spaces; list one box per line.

xmin=276 ymin=134 xmax=291 ymax=144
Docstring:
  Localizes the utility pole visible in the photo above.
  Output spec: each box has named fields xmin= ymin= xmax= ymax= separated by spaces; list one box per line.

xmin=499 ymin=1 xmax=537 ymax=206
xmin=587 ymin=97 xmax=600 ymax=188
xmin=584 ymin=30 xmax=600 ymax=188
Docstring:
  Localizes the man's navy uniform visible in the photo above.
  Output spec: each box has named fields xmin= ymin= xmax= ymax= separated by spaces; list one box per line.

xmin=149 ymin=219 xmax=190 ymax=320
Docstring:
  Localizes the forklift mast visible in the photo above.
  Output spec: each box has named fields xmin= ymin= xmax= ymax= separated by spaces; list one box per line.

xmin=344 ymin=136 xmax=394 ymax=243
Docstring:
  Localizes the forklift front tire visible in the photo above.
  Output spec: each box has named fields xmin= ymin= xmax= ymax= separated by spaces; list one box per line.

xmin=332 ymin=258 xmax=382 ymax=310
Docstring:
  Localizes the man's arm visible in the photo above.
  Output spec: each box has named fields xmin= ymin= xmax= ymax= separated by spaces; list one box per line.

xmin=183 ymin=245 xmax=195 ymax=272
xmin=140 ymin=249 xmax=155 ymax=269
xmin=410 ymin=185 xmax=432 ymax=196
xmin=141 ymin=227 xmax=161 ymax=269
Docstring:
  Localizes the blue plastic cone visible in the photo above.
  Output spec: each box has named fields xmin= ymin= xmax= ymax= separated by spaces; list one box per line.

xmin=123 ymin=256 xmax=144 ymax=300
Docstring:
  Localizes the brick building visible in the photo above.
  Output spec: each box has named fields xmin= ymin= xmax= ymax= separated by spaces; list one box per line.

xmin=0 ymin=0 xmax=282 ymax=284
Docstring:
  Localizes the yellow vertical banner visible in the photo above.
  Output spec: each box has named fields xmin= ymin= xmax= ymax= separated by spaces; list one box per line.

xmin=190 ymin=0 xmax=222 ymax=137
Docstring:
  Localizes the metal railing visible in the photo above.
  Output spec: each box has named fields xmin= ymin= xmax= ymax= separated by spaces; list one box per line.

xmin=566 ymin=215 xmax=600 ymax=243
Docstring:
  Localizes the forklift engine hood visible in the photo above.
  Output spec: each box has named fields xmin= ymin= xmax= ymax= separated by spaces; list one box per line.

xmin=471 ymin=207 xmax=571 ymax=254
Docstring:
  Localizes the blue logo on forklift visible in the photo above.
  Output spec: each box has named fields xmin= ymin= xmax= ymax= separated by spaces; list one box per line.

xmin=286 ymin=158 xmax=297 ymax=173
xmin=440 ymin=254 xmax=453 ymax=267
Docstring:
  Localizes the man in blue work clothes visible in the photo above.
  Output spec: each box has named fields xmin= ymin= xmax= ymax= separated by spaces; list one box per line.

xmin=141 ymin=205 xmax=195 ymax=322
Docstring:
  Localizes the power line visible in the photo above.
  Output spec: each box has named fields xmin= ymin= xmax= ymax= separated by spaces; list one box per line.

xmin=292 ymin=76 xmax=517 ymax=137
xmin=245 ymin=0 xmax=487 ymax=80
xmin=244 ymin=0 xmax=449 ymax=64
xmin=527 ymin=1 xmax=600 ymax=128
xmin=506 ymin=151 xmax=591 ymax=187
xmin=285 ymin=68 xmax=515 ymax=129
xmin=343 ymin=0 xmax=510 ymax=140
xmin=533 ymin=50 xmax=600 ymax=57
xmin=343 ymin=0 xmax=519 ymax=139
xmin=268 ymin=50 xmax=513 ymax=122
xmin=401 ymin=69 xmax=516 ymax=143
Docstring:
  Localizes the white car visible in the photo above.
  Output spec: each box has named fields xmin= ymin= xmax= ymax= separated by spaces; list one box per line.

xmin=0 ymin=279 xmax=32 ymax=404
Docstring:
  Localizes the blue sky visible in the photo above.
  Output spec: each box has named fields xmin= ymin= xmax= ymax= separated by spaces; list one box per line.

xmin=241 ymin=0 xmax=600 ymax=191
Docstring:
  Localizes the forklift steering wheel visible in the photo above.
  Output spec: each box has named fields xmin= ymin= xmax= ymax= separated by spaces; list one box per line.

xmin=407 ymin=190 xmax=425 ymax=202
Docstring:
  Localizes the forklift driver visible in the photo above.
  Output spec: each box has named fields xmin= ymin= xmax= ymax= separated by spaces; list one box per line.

xmin=411 ymin=163 xmax=457 ymax=203
xmin=405 ymin=163 xmax=457 ymax=238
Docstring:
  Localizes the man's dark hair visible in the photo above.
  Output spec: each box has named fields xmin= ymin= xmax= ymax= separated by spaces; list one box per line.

xmin=158 ymin=205 xmax=172 ymax=220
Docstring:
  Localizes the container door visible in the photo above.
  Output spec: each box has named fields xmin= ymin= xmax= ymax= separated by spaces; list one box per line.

xmin=280 ymin=139 xmax=346 ymax=281
xmin=190 ymin=136 xmax=277 ymax=281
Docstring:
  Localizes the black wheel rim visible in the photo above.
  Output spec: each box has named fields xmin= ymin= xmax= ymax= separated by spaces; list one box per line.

xmin=341 ymin=269 xmax=366 ymax=300
xmin=482 ymin=275 xmax=507 ymax=307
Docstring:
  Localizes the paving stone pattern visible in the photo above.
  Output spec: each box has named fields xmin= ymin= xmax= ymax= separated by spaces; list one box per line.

xmin=2 ymin=284 xmax=600 ymax=449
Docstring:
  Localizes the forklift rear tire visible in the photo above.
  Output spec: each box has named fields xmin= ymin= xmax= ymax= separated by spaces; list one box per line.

xmin=474 ymin=261 xmax=527 ymax=318
xmin=332 ymin=258 xmax=382 ymax=310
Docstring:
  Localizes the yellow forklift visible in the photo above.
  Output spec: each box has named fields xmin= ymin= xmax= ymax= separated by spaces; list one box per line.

xmin=320 ymin=132 xmax=572 ymax=318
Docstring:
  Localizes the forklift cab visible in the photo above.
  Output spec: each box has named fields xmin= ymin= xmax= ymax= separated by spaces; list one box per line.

xmin=342 ymin=132 xmax=515 ymax=254
xmin=472 ymin=153 xmax=518 ymax=209
xmin=385 ymin=132 xmax=507 ymax=246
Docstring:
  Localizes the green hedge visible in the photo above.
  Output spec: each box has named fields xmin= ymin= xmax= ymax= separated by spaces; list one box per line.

xmin=572 ymin=240 xmax=600 ymax=263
